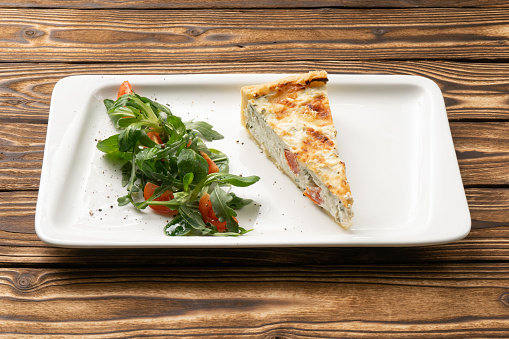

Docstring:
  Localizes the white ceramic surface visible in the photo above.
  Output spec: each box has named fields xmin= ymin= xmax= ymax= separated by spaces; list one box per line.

xmin=35 ymin=74 xmax=471 ymax=247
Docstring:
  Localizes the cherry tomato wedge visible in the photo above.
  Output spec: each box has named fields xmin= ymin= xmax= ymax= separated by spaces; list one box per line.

xmin=117 ymin=81 xmax=134 ymax=99
xmin=304 ymin=186 xmax=323 ymax=205
xmin=284 ymin=150 xmax=299 ymax=175
xmin=143 ymin=182 xmax=178 ymax=215
xmin=147 ymin=131 xmax=163 ymax=144
xmin=200 ymin=151 xmax=219 ymax=174
xmin=198 ymin=193 xmax=238 ymax=232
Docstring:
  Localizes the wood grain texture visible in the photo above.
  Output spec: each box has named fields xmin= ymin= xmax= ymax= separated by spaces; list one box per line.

xmin=451 ymin=122 xmax=509 ymax=187
xmin=0 ymin=188 xmax=507 ymax=265
xmin=1 ymin=264 xmax=509 ymax=337
xmin=0 ymin=61 xmax=508 ymax=124
xmin=4 ymin=0 xmax=509 ymax=9
xmin=0 ymin=123 xmax=45 ymax=191
xmin=0 ymin=8 xmax=508 ymax=63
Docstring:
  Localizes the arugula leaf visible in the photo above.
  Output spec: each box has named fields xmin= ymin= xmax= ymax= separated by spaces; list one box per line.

xmin=164 ymin=215 xmax=193 ymax=236
xmin=183 ymin=173 xmax=194 ymax=192
xmin=210 ymin=185 xmax=238 ymax=233
xmin=105 ymin=103 xmax=137 ymax=129
xmin=188 ymin=136 xmax=211 ymax=154
xmin=166 ymin=115 xmax=187 ymax=143
xmin=104 ymin=98 xmax=115 ymax=111
xmin=205 ymin=173 xmax=260 ymax=187
xmin=177 ymin=148 xmax=208 ymax=183
xmin=185 ymin=121 xmax=224 ymax=141
xmin=148 ymin=99 xmax=173 ymax=117
xmin=134 ymin=190 xmax=189 ymax=211
xmin=214 ymin=227 xmax=252 ymax=237
xmin=134 ymin=152 xmax=181 ymax=188
xmin=125 ymin=148 xmax=139 ymax=195
xmin=120 ymin=162 xmax=132 ymax=187
xmin=107 ymin=94 xmax=161 ymax=131
xmin=96 ymin=134 xmax=132 ymax=161
xmin=117 ymin=117 xmax=141 ymax=128
xmin=117 ymin=194 xmax=132 ymax=206
xmin=178 ymin=205 xmax=212 ymax=234
xmin=118 ymin=123 xmax=143 ymax=152
xmin=226 ymin=192 xmax=253 ymax=209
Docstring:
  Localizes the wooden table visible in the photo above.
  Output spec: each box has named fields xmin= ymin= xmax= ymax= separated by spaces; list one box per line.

xmin=1 ymin=1 xmax=508 ymax=337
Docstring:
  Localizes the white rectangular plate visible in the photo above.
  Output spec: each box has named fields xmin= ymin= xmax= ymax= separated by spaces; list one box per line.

xmin=35 ymin=74 xmax=471 ymax=247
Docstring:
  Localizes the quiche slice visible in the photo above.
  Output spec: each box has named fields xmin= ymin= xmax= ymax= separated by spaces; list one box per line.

xmin=241 ymin=71 xmax=354 ymax=228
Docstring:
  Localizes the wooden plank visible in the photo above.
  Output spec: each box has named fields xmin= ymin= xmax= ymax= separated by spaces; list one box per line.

xmin=1 ymin=121 xmax=506 ymax=190
xmin=0 ymin=188 xmax=507 ymax=265
xmin=0 ymin=191 xmax=37 ymax=235
xmin=468 ymin=188 xmax=509 ymax=229
xmin=0 ymin=61 xmax=508 ymax=123
xmin=1 ymin=264 xmax=509 ymax=337
xmin=451 ymin=122 xmax=509 ymax=187
xmin=3 ymin=0 xmax=509 ymax=9
xmin=0 ymin=123 xmax=45 ymax=191
xmin=0 ymin=8 xmax=508 ymax=62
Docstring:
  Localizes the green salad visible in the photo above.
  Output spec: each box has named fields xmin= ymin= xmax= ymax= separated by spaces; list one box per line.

xmin=96 ymin=81 xmax=259 ymax=236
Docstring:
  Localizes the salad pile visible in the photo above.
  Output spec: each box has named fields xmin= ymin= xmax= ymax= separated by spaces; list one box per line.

xmin=97 ymin=81 xmax=260 ymax=236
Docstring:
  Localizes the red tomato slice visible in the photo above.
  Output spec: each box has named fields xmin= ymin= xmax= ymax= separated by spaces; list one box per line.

xmin=304 ymin=186 xmax=323 ymax=205
xmin=200 ymin=151 xmax=219 ymax=174
xmin=143 ymin=182 xmax=178 ymax=215
xmin=198 ymin=193 xmax=239 ymax=232
xmin=117 ymin=81 xmax=134 ymax=98
xmin=198 ymin=193 xmax=216 ymax=220
xmin=147 ymin=131 xmax=163 ymax=144
xmin=284 ymin=150 xmax=299 ymax=175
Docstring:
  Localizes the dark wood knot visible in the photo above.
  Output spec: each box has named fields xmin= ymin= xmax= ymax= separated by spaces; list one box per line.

xmin=23 ymin=28 xmax=45 ymax=39
xmin=187 ymin=28 xmax=204 ymax=36
xmin=500 ymin=292 xmax=509 ymax=307
xmin=17 ymin=273 xmax=36 ymax=290
xmin=372 ymin=28 xmax=386 ymax=37
xmin=7 ymin=99 xmax=24 ymax=106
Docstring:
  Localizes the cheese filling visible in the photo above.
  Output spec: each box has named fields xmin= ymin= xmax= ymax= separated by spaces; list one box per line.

xmin=245 ymin=101 xmax=353 ymax=228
